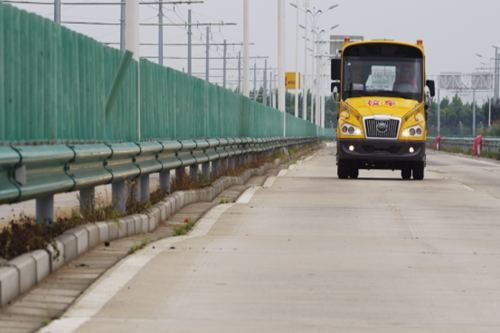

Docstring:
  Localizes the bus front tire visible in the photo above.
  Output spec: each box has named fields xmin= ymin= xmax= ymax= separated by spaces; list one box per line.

xmin=349 ymin=167 xmax=359 ymax=179
xmin=401 ymin=167 xmax=411 ymax=180
xmin=337 ymin=160 xmax=349 ymax=179
xmin=413 ymin=162 xmax=425 ymax=180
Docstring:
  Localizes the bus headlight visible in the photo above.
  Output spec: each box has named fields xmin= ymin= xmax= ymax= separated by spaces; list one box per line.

xmin=401 ymin=125 xmax=423 ymax=137
xmin=341 ymin=124 xmax=363 ymax=136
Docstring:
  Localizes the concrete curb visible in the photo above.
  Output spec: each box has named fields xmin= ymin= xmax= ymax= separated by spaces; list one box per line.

xmin=0 ymin=163 xmax=275 ymax=307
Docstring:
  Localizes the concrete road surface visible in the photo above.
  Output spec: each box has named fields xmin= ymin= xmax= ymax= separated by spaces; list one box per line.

xmin=41 ymin=144 xmax=500 ymax=333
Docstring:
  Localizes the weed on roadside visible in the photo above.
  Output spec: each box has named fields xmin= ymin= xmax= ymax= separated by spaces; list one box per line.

xmin=173 ymin=218 xmax=196 ymax=236
xmin=128 ymin=237 xmax=151 ymax=254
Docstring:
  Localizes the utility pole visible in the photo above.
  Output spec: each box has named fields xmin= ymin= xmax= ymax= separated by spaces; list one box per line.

xmin=315 ymin=39 xmax=321 ymax=127
xmin=188 ymin=9 xmax=192 ymax=75
xmin=263 ymin=59 xmax=267 ymax=106
xmin=238 ymin=52 xmax=241 ymax=93
xmin=54 ymin=0 xmax=61 ymax=23
xmin=223 ymin=40 xmax=227 ymax=88
xmin=473 ymin=89 xmax=476 ymax=136
xmin=489 ymin=96 xmax=492 ymax=127
xmin=158 ymin=1 xmax=163 ymax=66
xmin=494 ymin=46 xmax=499 ymax=102
xmin=310 ymin=21 xmax=315 ymax=124
xmin=437 ymin=89 xmax=440 ymax=136
xmin=253 ymin=62 xmax=257 ymax=101
xmin=303 ymin=1 xmax=308 ymax=120
xmin=269 ymin=71 xmax=272 ymax=106
xmin=120 ymin=0 xmax=126 ymax=51
xmin=294 ymin=0 xmax=300 ymax=118
xmin=206 ymin=27 xmax=209 ymax=81
xmin=278 ymin=0 xmax=286 ymax=136
xmin=271 ymin=70 xmax=276 ymax=108
xmin=243 ymin=0 xmax=250 ymax=97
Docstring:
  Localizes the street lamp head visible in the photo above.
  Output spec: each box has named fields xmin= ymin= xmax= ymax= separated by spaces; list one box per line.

xmin=299 ymin=24 xmax=306 ymax=29
xmin=290 ymin=3 xmax=297 ymax=8
xmin=476 ymin=54 xmax=483 ymax=58
xmin=328 ymin=4 xmax=339 ymax=10
xmin=330 ymin=24 xmax=339 ymax=31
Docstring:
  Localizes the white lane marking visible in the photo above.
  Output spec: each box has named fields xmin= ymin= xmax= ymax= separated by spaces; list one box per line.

xmin=463 ymin=185 xmax=474 ymax=191
xmin=443 ymin=153 xmax=500 ymax=167
xmin=235 ymin=186 xmax=261 ymax=204
xmin=263 ymin=176 xmax=276 ymax=188
xmin=278 ymin=169 xmax=288 ymax=177
xmin=40 ymin=203 xmax=235 ymax=333
xmin=289 ymin=164 xmax=296 ymax=170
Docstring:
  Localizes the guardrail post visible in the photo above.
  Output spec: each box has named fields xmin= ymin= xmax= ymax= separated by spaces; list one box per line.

xmin=202 ymin=162 xmax=210 ymax=180
xmin=140 ymin=174 xmax=150 ymax=202
xmin=36 ymin=195 xmax=54 ymax=225
xmin=80 ymin=187 xmax=95 ymax=218
xmin=190 ymin=165 xmax=198 ymax=181
xmin=212 ymin=160 xmax=220 ymax=177
xmin=127 ymin=179 xmax=141 ymax=206
xmin=112 ymin=181 xmax=126 ymax=213
xmin=159 ymin=170 xmax=171 ymax=193
xmin=220 ymin=158 xmax=227 ymax=173
xmin=176 ymin=167 xmax=186 ymax=184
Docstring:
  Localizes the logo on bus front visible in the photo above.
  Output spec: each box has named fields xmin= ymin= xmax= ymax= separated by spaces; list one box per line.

xmin=367 ymin=100 xmax=397 ymax=107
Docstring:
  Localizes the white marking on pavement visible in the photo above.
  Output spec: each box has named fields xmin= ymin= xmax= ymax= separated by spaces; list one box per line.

xmin=235 ymin=186 xmax=261 ymax=204
xmin=289 ymin=164 xmax=296 ymax=170
xmin=463 ymin=185 xmax=474 ymax=191
xmin=39 ymin=203 xmax=236 ymax=333
xmin=278 ymin=169 xmax=288 ymax=177
xmin=263 ymin=176 xmax=276 ymax=188
xmin=444 ymin=153 xmax=500 ymax=167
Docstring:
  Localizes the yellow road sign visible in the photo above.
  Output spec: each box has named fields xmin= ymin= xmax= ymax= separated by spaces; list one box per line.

xmin=285 ymin=72 xmax=301 ymax=89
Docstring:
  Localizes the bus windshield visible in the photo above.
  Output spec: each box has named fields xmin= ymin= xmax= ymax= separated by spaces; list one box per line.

xmin=341 ymin=43 xmax=424 ymax=102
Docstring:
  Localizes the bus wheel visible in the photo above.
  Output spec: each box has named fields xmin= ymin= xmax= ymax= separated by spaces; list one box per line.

xmin=401 ymin=168 xmax=411 ymax=180
xmin=337 ymin=160 xmax=349 ymax=179
xmin=349 ymin=167 xmax=359 ymax=179
xmin=413 ymin=162 xmax=425 ymax=180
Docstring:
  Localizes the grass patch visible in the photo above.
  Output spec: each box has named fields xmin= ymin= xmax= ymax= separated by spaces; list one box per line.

xmin=481 ymin=150 xmax=500 ymax=160
xmin=128 ymin=237 xmax=151 ymax=254
xmin=173 ymin=218 xmax=196 ymax=236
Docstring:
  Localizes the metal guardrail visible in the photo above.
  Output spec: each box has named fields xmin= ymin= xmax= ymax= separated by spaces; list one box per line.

xmin=427 ymin=136 xmax=500 ymax=153
xmin=0 ymin=136 xmax=320 ymax=223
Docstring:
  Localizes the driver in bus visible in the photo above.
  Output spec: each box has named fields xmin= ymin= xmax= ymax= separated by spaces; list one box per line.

xmin=393 ymin=64 xmax=417 ymax=89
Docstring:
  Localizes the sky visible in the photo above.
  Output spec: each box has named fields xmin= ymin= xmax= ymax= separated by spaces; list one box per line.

xmin=8 ymin=0 xmax=500 ymax=104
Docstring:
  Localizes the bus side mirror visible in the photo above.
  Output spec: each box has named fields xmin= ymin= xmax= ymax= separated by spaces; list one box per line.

xmin=331 ymin=82 xmax=341 ymax=93
xmin=331 ymin=59 xmax=341 ymax=80
xmin=426 ymin=80 xmax=435 ymax=97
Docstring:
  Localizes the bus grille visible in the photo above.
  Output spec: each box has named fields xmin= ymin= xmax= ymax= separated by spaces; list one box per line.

xmin=364 ymin=119 xmax=400 ymax=138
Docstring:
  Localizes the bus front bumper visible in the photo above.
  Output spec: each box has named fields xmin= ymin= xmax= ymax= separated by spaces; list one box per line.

xmin=337 ymin=138 xmax=426 ymax=167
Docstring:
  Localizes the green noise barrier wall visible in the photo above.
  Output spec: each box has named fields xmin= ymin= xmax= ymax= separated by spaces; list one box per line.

xmin=0 ymin=2 xmax=335 ymax=145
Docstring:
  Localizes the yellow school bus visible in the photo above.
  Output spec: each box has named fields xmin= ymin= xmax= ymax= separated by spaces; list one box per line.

xmin=331 ymin=39 xmax=435 ymax=180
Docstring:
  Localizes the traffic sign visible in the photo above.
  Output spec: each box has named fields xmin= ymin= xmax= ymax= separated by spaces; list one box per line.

xmin=285 ymin=72 xmax=301 ymax=89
